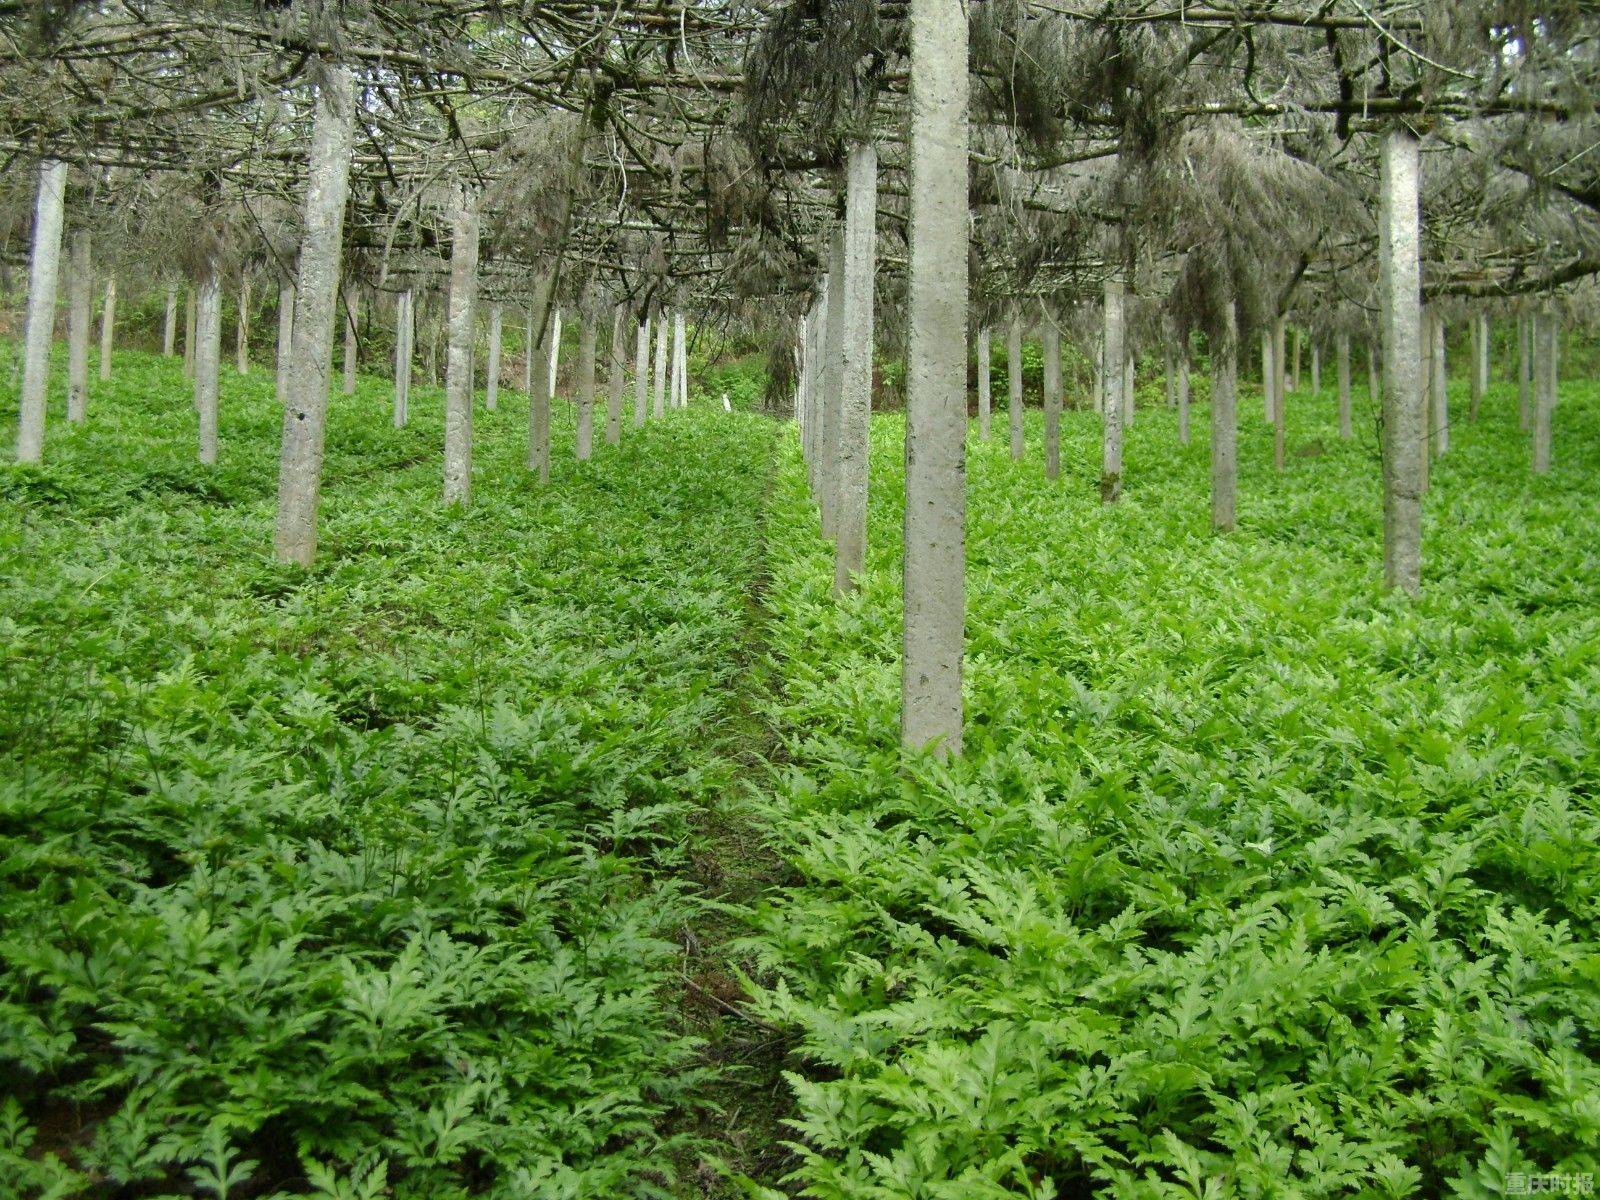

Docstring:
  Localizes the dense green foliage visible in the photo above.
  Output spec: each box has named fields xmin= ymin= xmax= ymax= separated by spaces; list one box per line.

xmin=745 ymin=380 xmax=1600 ymax=1197
xmin=0 ymin=348 xmax=776 ymax=1198
xmin=5 ymin=342 xmax=1599 ymax=1200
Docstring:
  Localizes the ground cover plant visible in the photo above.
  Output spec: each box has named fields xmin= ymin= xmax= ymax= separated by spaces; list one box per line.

xmin=0 ymin=345 xmax=778 ymax=1199
xmin=744 ymin=376 xmax=1600 ymax=1198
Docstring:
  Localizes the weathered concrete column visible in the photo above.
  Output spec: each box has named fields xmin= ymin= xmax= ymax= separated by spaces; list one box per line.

xmin=1336 ymin=331 xmax=1352 ymax=440
xmin=527 ymin=274 xmax=554 ymax=483
xmin=607 ymin=306 xmax=626 ymax=444
xmin=183 ymin=286 xmax=197 ymax=380
xmin=1042 ymin=319 xmax=1062 ymax=480
xmin=1260 ymin=330 xmax=1272 ymax=421
xmin=652 ymin=310 xmax=668 ymax=418
xmin=195 ymin=262 xmax=222 ymax=465
xmin=163 ymin=286 xmax=179 ymax=356
xmin=442 ymin=183 xmax=481 ymax=507
xmin=833 ymin=140 xmax=877 ymax=595
xmin=485 ymin=302 xmax=503 ymax=412
xmin=901 ymin=0 xmax=968 ymax=757
xmin=1272 ymin=316 xmax=1287 ymax=471
xmin=235 ymin=277 xmax=250 ymax=375
xmin=1431 ymin=312 xmax=1448 ymax=456
xmin=1211 ymin=300 xmax=1238 ymax=533
xmin=67 ymin=229 xmax=92 ymax=425
xmin=548 ymin=308 xmax=562 ymax=400
xmin=276 ymin=64 xmax=361 ymax=569
xmin=1532 ymin=309 xmax=1557 ymax=473
xmin=1101 ymin=279 xmax=1125 ymax=503
xmin=98 ymin=275 xmax=116 ymax=381
xmin=1177 ymin=346 xmax=1191 ymax=446
xmin=1379 ymin=126 xmax=1424 ymax=595
xmin=394 ymin=288 xmax=413 ymax=428
xmin=634 ymin=313 xmax=650 ymax=427
xmin=575 ymin=310 xmax=597 ymax=460
xmin=821 ymin=227 xmax=847 ymax=536
xmin=1007 ymin=316 xmax=1024 ymax=460
xmin=16 ymin=157 xmax=66 ymax=464
xmin=672 ymin=310 xmax=687 ymax=408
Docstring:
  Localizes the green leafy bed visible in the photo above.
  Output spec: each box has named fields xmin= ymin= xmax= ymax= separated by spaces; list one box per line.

xmin=745 ymin=380 xmax=1600 ymax=1198
xmin=1 ymin=350 xmax=776 ymax=1198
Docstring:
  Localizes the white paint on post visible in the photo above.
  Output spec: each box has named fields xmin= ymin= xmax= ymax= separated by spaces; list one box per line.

xmin=195 ymin=263 xmax=222 ymax=465
xmin=98 ymin=275 xmax=116 ymax=381
xmin=833 ymin=139 xmax=877 ymax=595
xmin=485 ymin=302 xmax=503 ymax=412
xmin=1007 ymin=316 xmax=1024 ymax=460
xmin=67 ymin=229 xmax=92 ymax=425
xmin=1532 ymin=309 xmax=1556 ymax=473
xmin=1101 ymin=279 xmax=1125 ymax=503
xmin=273 ymin=63 xmax=357 ymax=567
xmin=442 ymin=183 xmax=481 ymax=507
xmin=1379 ymin=126 xmax=1424 ymax=596
xmin=575 ymin=311 xmax=597 ymax=460
xmin=15 ymin=158 xmax=66 ymax=464
xmin=976 ymin=328 xmax=991 ymax=439
xmin=901 ymin=0 xmax=967 ymax=757
xmin=607 ymin=306 xmax=625 ymax=444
